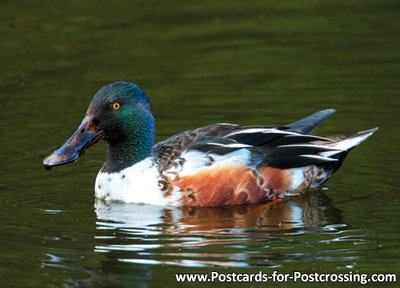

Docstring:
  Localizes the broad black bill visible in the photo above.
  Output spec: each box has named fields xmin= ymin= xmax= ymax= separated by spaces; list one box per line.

xmin=43 ymin=116 xmax=104 ymax=170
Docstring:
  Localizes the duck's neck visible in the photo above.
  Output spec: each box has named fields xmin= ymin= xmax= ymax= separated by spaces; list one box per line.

xmin=101 ymin=116 xmax=155 ymax=173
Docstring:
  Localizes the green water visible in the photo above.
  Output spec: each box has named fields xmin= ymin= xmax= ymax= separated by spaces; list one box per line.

xmin=1 ymin=0 xmax=399 ymax=287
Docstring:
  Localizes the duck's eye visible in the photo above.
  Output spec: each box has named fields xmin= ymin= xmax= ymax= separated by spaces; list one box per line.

xmin=112 ymin=103 xmax=120 ymax=110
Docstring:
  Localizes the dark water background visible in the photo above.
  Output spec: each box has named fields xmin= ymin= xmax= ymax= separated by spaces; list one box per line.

xmin=1 ymin=0 xmax=399 ymax=287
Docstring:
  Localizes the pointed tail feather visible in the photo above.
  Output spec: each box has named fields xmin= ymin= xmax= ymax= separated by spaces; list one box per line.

xmin=326 ymin=128 xmax=378 ymax=152
xmin=318 ymin=127 xmax=378 ymax=183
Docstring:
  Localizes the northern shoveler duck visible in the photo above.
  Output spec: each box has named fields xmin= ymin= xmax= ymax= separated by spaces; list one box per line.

xmin=43 ymin=81 xmax=377 ymax=206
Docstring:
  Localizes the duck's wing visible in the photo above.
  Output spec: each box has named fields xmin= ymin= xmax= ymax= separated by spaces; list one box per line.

xmin=153 ymin=109 xmax=338 ymax=172
xmin=286 ymin=108 xmax=336 ymax=134
xmin=153 ymin=123 xmax=338 ymax=174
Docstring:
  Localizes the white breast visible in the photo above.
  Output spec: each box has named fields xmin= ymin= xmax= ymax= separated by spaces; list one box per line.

xmin=95 ymin=158 xmax=169 ymax=205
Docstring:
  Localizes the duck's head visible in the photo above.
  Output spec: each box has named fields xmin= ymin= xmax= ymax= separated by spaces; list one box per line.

xmin=43 ymin=81 xmax=155 ymax=171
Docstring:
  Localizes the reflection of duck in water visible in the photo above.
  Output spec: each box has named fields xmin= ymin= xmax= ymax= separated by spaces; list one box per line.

xmin=176 ymin=190 xmax=341 ymax=232
xmin=95 ymin=190 xmax=341 ymax=235
xmin=44 ymin=81 xmax=376 ymax=206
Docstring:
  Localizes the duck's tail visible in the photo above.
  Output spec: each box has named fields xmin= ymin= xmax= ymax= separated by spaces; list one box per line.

xmin=316 ymin=127 xmax=378 ymax=184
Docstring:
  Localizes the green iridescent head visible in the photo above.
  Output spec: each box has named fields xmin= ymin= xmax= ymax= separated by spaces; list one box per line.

xmin=43 ymin=81 xmax=155 ymax=173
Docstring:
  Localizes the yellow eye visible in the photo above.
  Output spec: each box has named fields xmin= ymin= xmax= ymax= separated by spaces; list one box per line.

xmin=113 ymin=103 xmax=120 ymax=110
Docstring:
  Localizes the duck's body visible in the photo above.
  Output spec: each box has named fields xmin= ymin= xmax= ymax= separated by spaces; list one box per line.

xmin=43 ymin=81 xmax=377 ymax=206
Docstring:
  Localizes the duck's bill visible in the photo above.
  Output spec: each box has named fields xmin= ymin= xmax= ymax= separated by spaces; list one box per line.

xmin=43 ymin=116 xmax=104 ymax=170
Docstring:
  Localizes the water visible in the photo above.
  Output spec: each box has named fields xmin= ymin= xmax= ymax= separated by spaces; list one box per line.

xmin=1 ymin=0 xmax=399 ymax=287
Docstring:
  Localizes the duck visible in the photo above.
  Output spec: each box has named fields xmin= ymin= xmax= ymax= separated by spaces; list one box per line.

xmin=43 ymin=81 xmax=377 ymax=206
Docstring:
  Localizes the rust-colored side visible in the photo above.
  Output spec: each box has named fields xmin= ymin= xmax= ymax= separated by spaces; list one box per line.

xmin=259 ymin=167 xmax=293 ymax=195
xmin=173 ymin=165 xmax=294 ymax=207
